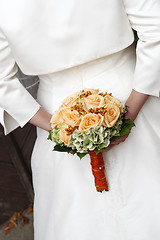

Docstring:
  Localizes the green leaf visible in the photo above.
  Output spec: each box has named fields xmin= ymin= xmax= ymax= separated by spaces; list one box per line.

xmin=71 ymin=149 xmax=76 ymax=154
xmin=54 ymin=145 xmax=87 ymax=159
xmin=111 ymin=136 xmax=119 ymax=141
xmin=93 ymin=148 xmax=101 ymax=154
xmin=77 ymin=152 xmax=88 ymax=159
xmin=47 ymin=130 xmax=52 ymax=141
xmin=94 ymin=146 xmax=109 ymax=154
xmin=119 ymin=118 xmax=135 ymax=136
xmin=53 ymin=145 xmax=72 ymax=153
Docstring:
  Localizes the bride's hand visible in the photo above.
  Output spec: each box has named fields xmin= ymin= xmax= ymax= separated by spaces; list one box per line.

xmin=109 ymin=111 xmax=133 ymax=148
xmin=107 ymin=89 xmax=149 ymax=150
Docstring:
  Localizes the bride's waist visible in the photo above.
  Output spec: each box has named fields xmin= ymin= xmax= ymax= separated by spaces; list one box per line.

xmin=38 ymin=44 xmax=135 ymax=92
xmin=37 ymin=45 xmax=135 ymax=113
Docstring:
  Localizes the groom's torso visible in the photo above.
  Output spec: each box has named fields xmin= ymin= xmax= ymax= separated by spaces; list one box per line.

xmin=0 ymin=0 xmax=134 ymax=74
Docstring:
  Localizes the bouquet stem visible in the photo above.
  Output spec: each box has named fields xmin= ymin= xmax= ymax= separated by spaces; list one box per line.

xmin=88 ymin=150 xmax=109 ymax=192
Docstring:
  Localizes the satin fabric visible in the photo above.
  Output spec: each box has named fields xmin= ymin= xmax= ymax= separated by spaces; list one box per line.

xmin=31 ymin=45 xmax=160 ymax=240
xmin=0 ymin=0 xmax=133 ymax=74
xmin=0 ymin=0 xmax=160 ymax=134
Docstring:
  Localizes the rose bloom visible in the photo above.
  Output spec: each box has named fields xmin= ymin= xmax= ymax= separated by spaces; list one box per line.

xmin=104 ymin=95 xmax=124 ymax=113
xmin=61 ymin=108 xmax=81 ymax=127
xmin=103 ymin=103 xmax=120 ymax=128
xmin=59 ymin=126 xmax=71 ymax=146
xmin=79 ymin=113 xmax=103 ymax=133
xmin=82 ymin=94 xmax=104 ymax=111
xmin=50 ymin=110 xmax=63 ymax=128
xmin=61 ymin=93 xmax=80 ymax=108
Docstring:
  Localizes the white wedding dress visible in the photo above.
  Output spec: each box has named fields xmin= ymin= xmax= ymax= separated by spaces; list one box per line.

xmin=31 ymin=44 xmax=160 ymax=240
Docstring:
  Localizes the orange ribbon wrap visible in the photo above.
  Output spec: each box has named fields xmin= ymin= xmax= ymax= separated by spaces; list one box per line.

xmin=89 ymin=150 xmax=109 ymax=192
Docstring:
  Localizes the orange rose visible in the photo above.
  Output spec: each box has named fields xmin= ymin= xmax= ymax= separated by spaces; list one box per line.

xmin=103 ymin=103 xmax=120 ymax=128
xmin=61 ymin=108 xmax=81 ymax=127
xmin=79 ymin=113 xmax=103 ymax=133
xmin=104 ymin=95 xmax=124 ymax=113
xmin=82 ymin=94 xmax=104 ymax=111
xmin=50 ymin=110 xmax=63 ymax=127
xmin=61 ymin=93 xmax=80 ymax=108
xmin=59 ymin=126 xmax=71 ymax=146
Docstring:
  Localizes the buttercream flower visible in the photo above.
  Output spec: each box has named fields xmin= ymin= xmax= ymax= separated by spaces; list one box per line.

xmin=104 ymin=95 xmax=124 ymax=113
xmin=50 ymin=110 xmax=63 ymax=128
xmin=59 ymin=126 xmax=71 ymax=146
xmin=79 ymin=113 xmax=103 ymax=133
xmin=62 ymin=93 xmax=80 ymax=108
xmin=82 ymin=94 xmax=104 ymax=111
xmin=103 ymin=103 xmax=120 ymax=128
xmin=61 ymin=108 xmax=81 ymax=127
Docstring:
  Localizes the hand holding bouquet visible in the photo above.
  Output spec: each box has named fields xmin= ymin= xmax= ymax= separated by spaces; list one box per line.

xmin=48 ymin=89 xmax=135 ymax=192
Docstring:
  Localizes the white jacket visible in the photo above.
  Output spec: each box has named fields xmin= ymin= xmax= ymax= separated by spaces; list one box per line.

xmin=0 ymin=0 xmax=160 ymax=134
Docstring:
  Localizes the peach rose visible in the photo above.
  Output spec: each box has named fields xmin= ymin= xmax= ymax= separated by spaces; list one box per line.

xmin=50 ymin=110 xmax=63 ymax=128
xmin=103 ymin=103 xmax=120 ymax=128
xmin=79 ymin=113 xmax=103 ymax=133
xmin=61 ymin=93 xmax=80 ymax=108
xmin=61 ymin=108 xmax=81 ymax=127
xmin=82 ymin=94 xmax=104 ymax=111
xmin=104 ymin=95 xmax=124 ymax=113
xmin=59 ymin=126 xmax=71 ymax=146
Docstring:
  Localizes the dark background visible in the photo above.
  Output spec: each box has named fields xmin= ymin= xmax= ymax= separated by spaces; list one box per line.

xmin=0 ymin=70 xmax=39 ymax=225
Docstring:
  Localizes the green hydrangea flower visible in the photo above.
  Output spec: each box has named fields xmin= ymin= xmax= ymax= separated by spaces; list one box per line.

xmin=49 ymin=115 xmax=128 ymax=153
xmin=50 ymin=126 xmax=64 ymax=146
xmin=69 ymin=126 xmax=113 ymax=152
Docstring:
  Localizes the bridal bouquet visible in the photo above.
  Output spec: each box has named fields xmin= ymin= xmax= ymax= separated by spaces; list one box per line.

xmin=48 ymin=89 xmax=134 ymax=192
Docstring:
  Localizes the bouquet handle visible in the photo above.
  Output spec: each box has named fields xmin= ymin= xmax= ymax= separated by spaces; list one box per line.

xmin=88 ymin=150 xmax=109 ymax=192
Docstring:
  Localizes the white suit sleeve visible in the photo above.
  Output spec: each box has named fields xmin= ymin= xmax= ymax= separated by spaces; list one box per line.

xmin=122 ymin=0 xmax=160 ymax=97
xmin=0 ymin=30 xmax=40 ymax=135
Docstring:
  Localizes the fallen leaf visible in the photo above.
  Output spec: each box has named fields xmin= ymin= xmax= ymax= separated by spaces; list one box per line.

xmin=23 ymin=216 xmax=29 ymax=225
xmin=27 ymin=204 xmax=33 ymax=213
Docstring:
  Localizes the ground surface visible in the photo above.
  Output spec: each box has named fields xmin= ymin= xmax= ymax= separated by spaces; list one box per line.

xmin=0 ymin=210 xmax=33 ymax=240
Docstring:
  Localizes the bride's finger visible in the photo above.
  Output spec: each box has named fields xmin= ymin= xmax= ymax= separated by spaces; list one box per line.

xmin=103 ymin=144 xmax=114 ymax=153
xmin=103 ymin=133 xmax=129 ymax=153
xmin=111 ymin=134 xmax=129 ymax=145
